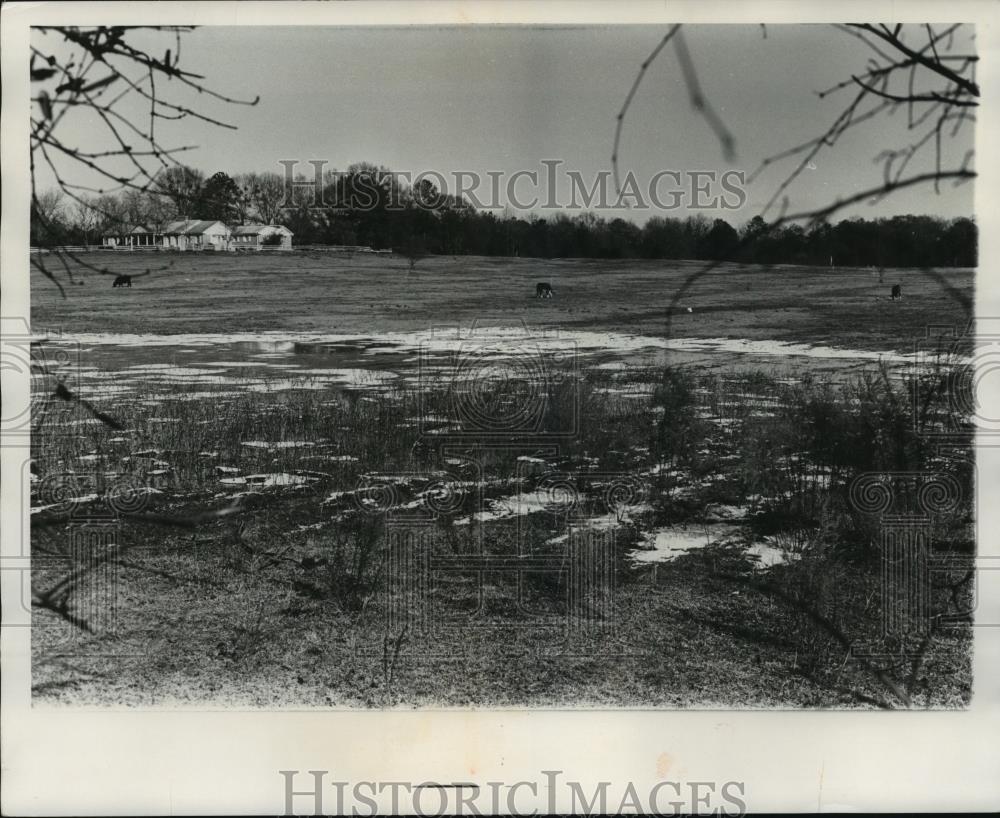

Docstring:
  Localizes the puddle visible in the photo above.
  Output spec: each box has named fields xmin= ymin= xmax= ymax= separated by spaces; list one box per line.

xmin=630 ymin=523 xmax=797 ymax=568
xmin=200 ymin=361 xmax=299 ymax=369
xmin=453 ymin=490 xmax=647 ymax=526
xmin=219 ymin=473 xmax=317 ymax=487
xmin=746 ymin=541 xmax=797 ymax=568
xmin=124 ymin=365 xmax=220 ymax=376
xmin=241 ymin=440 xmax=318 ymax=450
xmin=31 ymin=327 xmax=954 ymax=415
xmin=34 ymin=328 xmax=942 ymax=364
xmin=631 ymin=524 xmax=739 ymax=563
xmin=546 ymin=504 xmax=651 ymax=544
xmin=454 ymin=490 xmax=562 ymax=525
xmin=31 ymin=493 xmax=101 ymax=514
xmin=702 ymin=504 xmax=749 ymax=521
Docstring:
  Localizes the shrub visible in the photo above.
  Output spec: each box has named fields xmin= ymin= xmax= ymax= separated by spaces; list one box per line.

xmin=295 ymin=515 xmax=385 ymax=612
xmin=650 ymin=366 xmax=708 ymax=468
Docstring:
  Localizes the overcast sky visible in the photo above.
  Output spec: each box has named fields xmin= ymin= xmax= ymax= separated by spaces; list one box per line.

xmin=34 ymin=24 xmax=976 ymax=224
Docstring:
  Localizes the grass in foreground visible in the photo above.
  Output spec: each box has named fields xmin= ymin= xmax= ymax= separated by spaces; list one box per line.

xmin=31 ymin=358 xmax=974 ymax=707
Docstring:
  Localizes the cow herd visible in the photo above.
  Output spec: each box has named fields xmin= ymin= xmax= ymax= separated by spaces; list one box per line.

xmin=107 ymin=275 xmax=906 ymax=304
xmin=108 ymin=277 xmax=559 ymax=295
xmin=533 ymin=282 xmax=905 ymax=301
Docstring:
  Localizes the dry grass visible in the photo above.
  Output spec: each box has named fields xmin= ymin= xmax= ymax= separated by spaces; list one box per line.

xmin=32 ymin=253 xmax=973 ymax=352
xmin=31 ymin=354 xmax=974 ymax=708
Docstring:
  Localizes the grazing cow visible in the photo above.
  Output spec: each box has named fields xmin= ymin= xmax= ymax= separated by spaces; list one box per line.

xmin=112 ymin=274 xmax=132 ymax=288
xmin=891 ymin=284 xmax=902 ymax=300
xmin=535 ymin=282 xmax=554 ymax=298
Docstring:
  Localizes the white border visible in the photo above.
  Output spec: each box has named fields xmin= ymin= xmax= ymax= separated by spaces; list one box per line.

xmin=2 ymin=2 xmax=999 ymax=814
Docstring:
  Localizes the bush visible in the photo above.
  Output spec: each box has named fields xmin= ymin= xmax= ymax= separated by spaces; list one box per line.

xmin=295 ymin=515 xmax=385 ymax=612
xmin=650 ymin=366 xmax=708 ymax=468
xmin=712 ymin=362 xmax=975 ymax=706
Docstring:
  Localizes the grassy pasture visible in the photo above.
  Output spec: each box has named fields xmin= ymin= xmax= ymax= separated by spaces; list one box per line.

xmin=29 ymin=253 xmax=975 ymax=707
xmin=32 ymin=252 xmax=972 ymax=351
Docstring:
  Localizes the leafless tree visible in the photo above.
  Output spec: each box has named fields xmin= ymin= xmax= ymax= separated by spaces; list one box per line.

xmin=231 ymin=174 xmax=255 ymax=225
xmin=70 ymin=195 xmax=100 ymax=245
xmin=753 ymin=23 xmax=976 ymax=224
xmin=30 ymin=26 xmax=259 ymax=291
xmin=614 ymin=23 xmax=976 ymax=228
xmin=91 ymin=193 xmax=129 ymax=234
xmin=30 ymin=188 xmax=66 ymax=248
xmin=153 ymin=164 xmax=204 ymax=219
xmin=241 ymin=171 xmax=286 ymax=224
xmin=32 ymin=188 xmax=65 ymax=226
xmin=398 ymin=238 xmax=428 ymax=275
xmin=613 ymin=23 xmax=977 ymax=323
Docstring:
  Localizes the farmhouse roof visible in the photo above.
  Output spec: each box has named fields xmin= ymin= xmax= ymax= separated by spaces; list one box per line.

xmin=162 ymin=219 xmax=229 ymax=235
xmin=232 ymin=223 xmax=293 ymax=236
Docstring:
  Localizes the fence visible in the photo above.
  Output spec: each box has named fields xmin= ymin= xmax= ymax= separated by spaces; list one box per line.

xmin=30 ymin=244 xmax=292 ymax=254
xmin=30 ymin=245 xmax=107 ymax=254
xmin=292 ymin=245 xmax=393 ymax=254
xmin=29 ymin=243 xmax=393 ymax=255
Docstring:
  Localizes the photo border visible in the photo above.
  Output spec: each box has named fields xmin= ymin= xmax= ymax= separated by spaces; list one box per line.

xmin=2 ymin=1 xmax=998 ymax=814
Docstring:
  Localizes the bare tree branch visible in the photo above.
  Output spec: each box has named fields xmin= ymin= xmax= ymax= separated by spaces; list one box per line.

xmin=850 ymin=23 xmax=980 ymax=97
xmin=612 ymin=24 xmax=737 ymax=196
xmin=30 ymin=26 xmax=259 ymax=292
xmin=612 ymin=25 xmax=682 ymax=196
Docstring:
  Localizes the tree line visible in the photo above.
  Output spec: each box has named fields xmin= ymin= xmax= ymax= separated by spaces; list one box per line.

xmin=32 ymin=163 xmax=977 ymax=268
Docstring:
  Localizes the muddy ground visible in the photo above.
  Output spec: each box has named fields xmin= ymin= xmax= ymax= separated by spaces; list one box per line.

xmin=29 ymin=253 xmax=975 ymax=708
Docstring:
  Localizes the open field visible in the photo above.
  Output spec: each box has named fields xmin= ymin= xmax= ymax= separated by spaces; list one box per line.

xmin=29 ymin=254 xmax=975 ymax=708
xmin=32 ymin=252 xmax=973 ymax=351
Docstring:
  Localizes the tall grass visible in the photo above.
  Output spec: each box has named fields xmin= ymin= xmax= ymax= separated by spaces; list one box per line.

xmin=32 ymin=354 xmax=973 ymax=707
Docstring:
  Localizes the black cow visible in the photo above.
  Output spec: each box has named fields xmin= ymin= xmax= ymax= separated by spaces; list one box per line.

xmin=891 ymin=284 xmax=902 ymax=300
xmin=112 ymin=275 xmax=132 ymax=288
xmin=535 ymin=282 xmax=554 ymax=298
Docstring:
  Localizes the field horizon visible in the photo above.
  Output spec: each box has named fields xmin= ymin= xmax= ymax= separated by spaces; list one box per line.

xmin=32 ymin=253 xmax=973 ymax=353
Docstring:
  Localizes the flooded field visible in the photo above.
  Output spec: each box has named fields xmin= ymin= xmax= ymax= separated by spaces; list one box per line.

xmin=32 ymin=325 xmax=941 ymax=401
xmin=29 ymin=255 xmax=975 ymax=708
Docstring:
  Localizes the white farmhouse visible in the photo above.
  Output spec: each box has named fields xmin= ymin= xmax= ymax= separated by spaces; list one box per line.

xmin=231 ymin=224 xmax=294 ymax=250
xmin=102 ymin=224 xmax=168 ymax=249
xmin=102 ymin=220 xmax=293 ymax=251
xmin=161 ymin=220 xmax=233 ymax=251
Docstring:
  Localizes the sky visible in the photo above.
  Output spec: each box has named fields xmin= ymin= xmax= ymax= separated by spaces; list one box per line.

xmin=32 ymin=24 xmax=976 ymax=225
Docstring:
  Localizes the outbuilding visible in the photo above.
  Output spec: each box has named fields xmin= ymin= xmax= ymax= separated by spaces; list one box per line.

xmin=231 ymin=224 xmax=294 ymax=250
